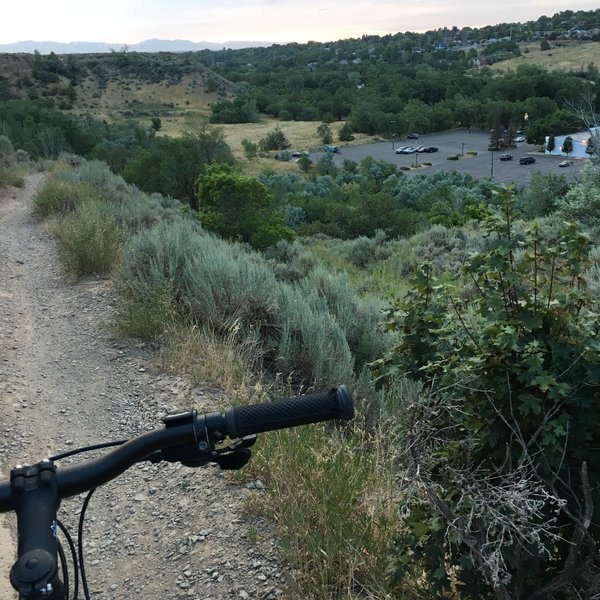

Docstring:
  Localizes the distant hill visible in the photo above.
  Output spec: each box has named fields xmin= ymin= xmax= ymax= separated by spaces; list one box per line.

xmin=0 ymin=51 xmax=238 ymax=116
xmin=0 ymin=39 xmax=273 ymax=54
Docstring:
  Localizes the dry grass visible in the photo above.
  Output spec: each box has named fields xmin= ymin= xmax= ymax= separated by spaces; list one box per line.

xmin=157 ymin=324 xmax=267 ymax=404
xmin=160 ymin=116 xmax=381 ymax=173
xmin=491 ymin=40 xmax=600 ymax=73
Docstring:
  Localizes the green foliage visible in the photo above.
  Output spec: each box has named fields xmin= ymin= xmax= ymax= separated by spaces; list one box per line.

xmin=338 ymin=121 xmax=355 ymax=141
xmin=150 ymin=117 xmax=162 ymax=131
xmin=210 ymin=97 xmax=259 ymax=124
xmin=53 ymin=202 xmax=123 ymax=276
xmin=317 ymin=123 xmax=333 ymax=144
xmin=197 ymin=164 xmax=295 ymax=249
xmin=122 ymin=124 xmax=234 ymax=208
xmin=557 ymin=162 xmax=600 ymax=233
xmin=546 ymin=134 xmax=556 ymax=152
xmin=117 ymin=218 xmax=384 ymax=385
xmin=562 ymin=135 xmax=574 ymax=155
xmin=518 ymin=171 xmax=569 ymax=218
xmin=241 ymin=137 xmax=258 ymax=158
xmin=297 ymin=155 xmax=312 ymax=172
xmin=32 ymin=177 xmax=102 ymax=218
xmin=258 ymin=126 xmax=290 ymax=151
xmin=0 ymin=135 xmax=15 ymax=162
xmin=374 ymin=189 xmax=600 ymax=597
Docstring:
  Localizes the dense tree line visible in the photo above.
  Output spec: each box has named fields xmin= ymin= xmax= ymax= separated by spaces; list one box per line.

xmin=198 ymin=12 xmax=598 ymax=139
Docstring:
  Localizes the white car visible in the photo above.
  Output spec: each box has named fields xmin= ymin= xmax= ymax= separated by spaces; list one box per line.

xmin=395 ymin=146 xmax=409 ymax=154
xmin=515 ymin=136 xmax=526 ymax=143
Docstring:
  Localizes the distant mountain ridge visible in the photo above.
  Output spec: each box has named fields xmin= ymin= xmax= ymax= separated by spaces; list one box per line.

xmin=0 ymin=39 xmax=273 ymax=54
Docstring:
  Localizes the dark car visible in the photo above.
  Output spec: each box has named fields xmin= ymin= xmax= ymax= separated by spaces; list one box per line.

xmin=324 ymin=145 xmax=340 ymax=153
xmin=406 ymin=133 xmax=420 ymax=139
xmin=519 ymin=156 xmax=536 ymax=165
xmin=422 ymin=146 xmax=439 ymax=153
xmin=499 ymin=153 xmax=513 ymax=161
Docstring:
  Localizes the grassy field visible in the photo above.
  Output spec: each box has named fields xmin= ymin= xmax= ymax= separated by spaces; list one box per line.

xmin=491 ymin=40 xmax=600 ymax=73
xmin=160 ymin=116 xmax=382 ymax=174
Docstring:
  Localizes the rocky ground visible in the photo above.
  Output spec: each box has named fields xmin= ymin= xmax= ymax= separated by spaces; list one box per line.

xmin=0 ymin=175 xmax=284 ymax=599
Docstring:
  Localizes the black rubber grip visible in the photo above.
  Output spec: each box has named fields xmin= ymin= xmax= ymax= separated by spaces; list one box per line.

xmin=224 ymin=386 xmax=353 ymax=438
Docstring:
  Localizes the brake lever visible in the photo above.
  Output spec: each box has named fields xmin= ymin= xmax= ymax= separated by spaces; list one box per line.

xmin=145 ymin=435 xmax=258 ymax=470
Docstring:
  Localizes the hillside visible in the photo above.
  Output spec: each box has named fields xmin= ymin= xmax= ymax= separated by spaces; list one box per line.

xmin=491 ymin=39 xmax=600 ymax=73
xmin=0 ymin=51 xmax=237 ymax=118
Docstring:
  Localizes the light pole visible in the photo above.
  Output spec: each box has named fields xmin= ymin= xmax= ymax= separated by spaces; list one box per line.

xmin=461 ymin=142 xmax=465 ymax=156
xmin=414 ymin=150 xmax=419 ymax=168
xmin=490 ymin=150 xmax=494 ymax=178
xmin=391 ymin=120 xmax=396 ymax=149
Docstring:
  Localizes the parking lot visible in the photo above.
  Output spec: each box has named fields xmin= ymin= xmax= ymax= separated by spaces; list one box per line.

xmin=321 ymin=129 xmax=586 ymax=188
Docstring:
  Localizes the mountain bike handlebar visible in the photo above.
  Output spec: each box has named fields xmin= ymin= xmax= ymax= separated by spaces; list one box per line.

xmin=0 ymin=385 xmax=353 ymax=599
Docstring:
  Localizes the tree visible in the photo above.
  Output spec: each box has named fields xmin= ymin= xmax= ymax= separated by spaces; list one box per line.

xmin=150 ymin=117 xmax=162 ymax=132
xmin=123 ymin=125 xmax=234 ymax=208
xmin=317 ymin=123 xmax=333 ymax=144
xmin=562 ymin=135 xmax=573 ymax=157
xmin=259 ymin=127 xmax=290 ymax=151
xmin=197 ymin=164 xmax=295 ymax=250
xmin=375 ymin=191 xmax=600 ymax=598
xmin=546 ymin=134 xmax=555 ymax=153
xmin=338 ymin=122 xmax=355 ymax=142
xmin=540 ymin=39 xmax=551 ymax=51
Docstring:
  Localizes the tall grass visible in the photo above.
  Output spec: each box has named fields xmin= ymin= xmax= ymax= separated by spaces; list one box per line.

xmin=52 ymin=202 xmax=124 ymax=275
xmin=249 ymin=420 xmax=399 ymax=599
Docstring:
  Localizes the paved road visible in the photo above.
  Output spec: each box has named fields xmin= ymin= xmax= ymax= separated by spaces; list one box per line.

xmin=319 ymin=129 xmax=585 ymax=188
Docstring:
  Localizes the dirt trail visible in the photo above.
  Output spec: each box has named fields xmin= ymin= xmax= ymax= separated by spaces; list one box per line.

xmin=0 ymin=175 xmax=282 ymax=599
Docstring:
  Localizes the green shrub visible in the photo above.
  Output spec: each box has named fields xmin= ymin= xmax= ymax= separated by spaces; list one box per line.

xmin=53 ymin=202 xmax=123 ymax=275
xmin=33 ymin=178 xmax=101 ymax=218
xmin=117 ymin=219 xmax=384 ymax=385
xmin=446 ymin=154 xmax=459 ymax=160
xmin=375 ymin=191 xmax=600 ymax=598
xmin=0 ymin=135 xmax=15 ymax=163
xmin=115 ymin=277 xmax=176 ymax=338
xmin=0 ymin=166 xmax=24 ymax=188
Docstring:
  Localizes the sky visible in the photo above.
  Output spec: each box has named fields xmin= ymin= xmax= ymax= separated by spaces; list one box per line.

xmin=2 ymin=0 xmax=599 ymax=45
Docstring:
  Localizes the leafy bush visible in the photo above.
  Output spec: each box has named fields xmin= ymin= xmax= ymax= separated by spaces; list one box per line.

xmin=375 ymin=191 xmax=600 ymax=598
xmin=258 ymin=127 xmax=290 ymax=151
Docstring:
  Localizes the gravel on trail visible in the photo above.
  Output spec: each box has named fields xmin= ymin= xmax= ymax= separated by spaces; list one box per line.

xmin=0 ymin=175 xmax=284 ymax=599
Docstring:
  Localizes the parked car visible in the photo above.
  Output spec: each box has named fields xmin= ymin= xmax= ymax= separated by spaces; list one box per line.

xmin=401 ymin=146 xmax=417 ymax=154
xmin=395 ymin=146 xmax=409 ymax=154
xmin=519 ymin=156 xmax=536 ymax=165
xmin=558 ymin=160 xmax=571 ymax=167
xmin=499 ymin=153 xmax=513 ymax=161
xmin=422 ymin=146 xmax=439 ymax=153
xmin=406 ymin=133 xmax=420 ymax=139
xmin=292 ymin=151 xmax=309 ymax=158
xmin=324 ymin=145 xmax=340 ymax=153
xmin=515 ymin=136 xmax=526 ymax=143
xmin=416 ymin=146 xmax=427 ymax=153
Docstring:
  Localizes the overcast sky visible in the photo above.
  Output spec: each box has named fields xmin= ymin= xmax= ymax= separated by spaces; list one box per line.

xmin=2 ymin=1 xmax=598 ymax=45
